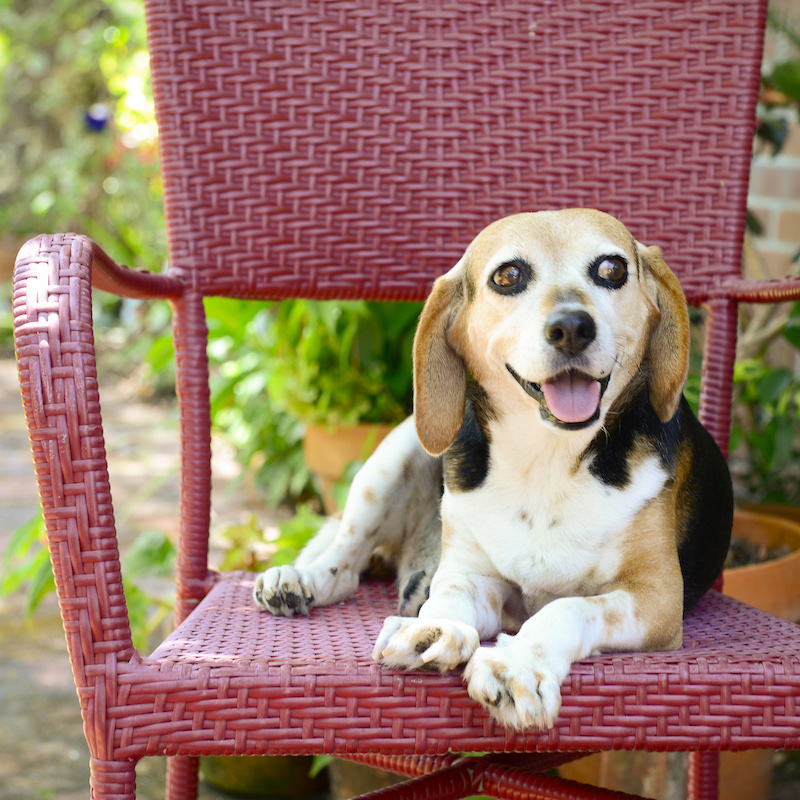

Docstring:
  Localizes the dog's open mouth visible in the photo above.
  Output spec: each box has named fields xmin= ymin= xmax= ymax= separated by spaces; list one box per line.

xmin=507 ymin=365 xmax=610 ymax=428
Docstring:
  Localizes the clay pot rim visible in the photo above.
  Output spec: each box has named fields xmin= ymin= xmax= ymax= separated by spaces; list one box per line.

xmin=726 ymin=508 xmax=800 ymax=576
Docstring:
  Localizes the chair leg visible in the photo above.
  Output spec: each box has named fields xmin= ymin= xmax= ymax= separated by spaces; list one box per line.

xmin=89 ymin=757 xmax=136 ymax=799
xmin=687 ymin=752 xmax=718 ymax=800
xmin=166 ymin=755 xmax=200 ymax=800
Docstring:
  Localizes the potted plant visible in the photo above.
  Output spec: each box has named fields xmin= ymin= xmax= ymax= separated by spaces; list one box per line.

xmin=257 ymin=299 xmax=422 ymax=511
xmin=208 ymin=297 xmax=422 ymax=511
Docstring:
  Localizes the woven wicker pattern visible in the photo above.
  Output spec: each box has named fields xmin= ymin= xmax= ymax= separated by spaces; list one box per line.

xmin=130 ymin=577 xmax=800 ymax=757
xmin=15 ymin=1 xmax=800 ymax=798
xmin=147 ymin=0 xmax=765 ymax=302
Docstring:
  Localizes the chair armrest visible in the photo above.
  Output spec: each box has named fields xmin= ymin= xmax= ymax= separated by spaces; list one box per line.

xmin=15 ymin=233 xmax=185 ymax=300
xmin=710 ymin=274 xmax=800 ymax=304
xmin=12 ymin=234 xmax=184 ymax=673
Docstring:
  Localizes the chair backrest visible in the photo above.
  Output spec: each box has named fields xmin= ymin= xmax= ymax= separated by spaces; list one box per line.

xmin=145 ymin=0 xmax=766 ymax=304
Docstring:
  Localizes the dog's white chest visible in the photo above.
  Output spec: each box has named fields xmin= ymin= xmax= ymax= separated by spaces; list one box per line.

xmin=442 ymin=439 xmax=668 ymax=601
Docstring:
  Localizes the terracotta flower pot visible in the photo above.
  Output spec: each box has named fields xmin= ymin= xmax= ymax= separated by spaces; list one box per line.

xmin=303 ymin=422 xmax=393 ymax=513
xmin=723 ymin=508 xmax=800 ymax=622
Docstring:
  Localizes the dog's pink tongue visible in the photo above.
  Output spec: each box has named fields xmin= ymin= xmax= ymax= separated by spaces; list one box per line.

xmin=541 ymin=372 xmax=600 ymax=423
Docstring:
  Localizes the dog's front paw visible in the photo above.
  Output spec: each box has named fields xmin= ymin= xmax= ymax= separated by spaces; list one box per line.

xmin=372 ymin=616 xmax=479 ymax=671
xmin=253 ymin=565 xmax=316 ymax=616
xmin=464 ymin=638 xmax=563 ymax=730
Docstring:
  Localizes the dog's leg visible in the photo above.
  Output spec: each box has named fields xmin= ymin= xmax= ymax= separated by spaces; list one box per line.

xmin=465 ymin=531 xmax=684 ymax=730
xmin=373 ymin=557 xmax=508 ymax=671
xmin=395 ymin=511 xmax=442 ymax=616
xmin=254 ymin=417 xmax=441 ymax=616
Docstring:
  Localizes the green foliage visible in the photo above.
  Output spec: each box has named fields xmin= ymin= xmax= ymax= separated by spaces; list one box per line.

xmin=207 ymin=296 xmax=421 ymax=507
xmin=0 ymin=511 xmax=54 ymax=618
xmin=122 ymin=530 xmax=177 ymax=651
xmin=269 ymin=504 xmax=326 ymax=566
xmin=0 ymin=512 xmax=176 ymax=652
xmin=207 ymin=297 xmax=317 ymax=507
xmin=0 ymin=0 xmax=166 ymax=272
xmin=262 ymin=299 xmax=421 ymax=429
xmin=731 ymin=303 xmax=800 ymax=504
xmin=215 ymin=505 xmax=325 ymax=575
xmin=216 ymin=517 xmax=271 ymax=573
xmin=757 ymin=12 xmax=800 ymax=159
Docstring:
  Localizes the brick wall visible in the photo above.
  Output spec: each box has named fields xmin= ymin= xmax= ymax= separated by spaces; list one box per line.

xmin=748 ymin=0 xmax=800 ymax=281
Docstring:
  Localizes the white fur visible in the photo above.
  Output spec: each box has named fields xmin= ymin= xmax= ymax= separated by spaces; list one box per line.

xmin=254 ymin=417 xmax=441 ymax=617
xmin=373 ymin=409 xmax=669 ymax=729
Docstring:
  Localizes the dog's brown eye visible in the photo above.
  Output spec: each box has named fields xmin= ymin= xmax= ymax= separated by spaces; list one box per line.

xmin=490 ymin=260 xmax=531 ymax=294
xmin=592 ymin=255 xmax=628 ymax=289
xmin=598 ymin=257 xmax=626 ymax=281
xmin=495 ymin=264 xmax=522 ymax=286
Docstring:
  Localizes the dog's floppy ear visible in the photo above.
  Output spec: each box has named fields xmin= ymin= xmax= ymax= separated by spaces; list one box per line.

xmin=639 ymin=244 xmax=690 ymax=422
xmin=413 ymin=260 xmax=468 ymax=455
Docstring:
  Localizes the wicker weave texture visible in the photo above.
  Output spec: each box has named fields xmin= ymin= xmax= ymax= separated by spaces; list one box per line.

xmin=146 ymin=0 xmax=765 ymax=301
xmin=102 ymin=577 xmax=800 ymax=760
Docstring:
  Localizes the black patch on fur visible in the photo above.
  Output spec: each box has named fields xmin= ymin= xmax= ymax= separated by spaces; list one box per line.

xmin=582 ymin=378 xmax=680 ymax=489
xmin=582 ymin=383 xmax=732 ymax=616
xmin=402 ymin=570 xmax=426 ymax=602
xmin=674 ymin=407 xmax=733 ymax=615
xmin=443 ymin=383 xmax=495 ymax=493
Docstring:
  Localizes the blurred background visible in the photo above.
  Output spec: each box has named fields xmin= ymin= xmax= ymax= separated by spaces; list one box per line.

xmin=4 ymin=0 xmax=800 ymax=798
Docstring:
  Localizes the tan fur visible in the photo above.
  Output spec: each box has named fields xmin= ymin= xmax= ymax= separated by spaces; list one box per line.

xmin=612 ymin=493 xmax=684 ymax=652
xmin=413 ymin=209 xmax=686 ymax=453
xmin=413 ymin=266 xmax=468 ymax=455
xmin=259 ymin=209 xmax=708 ymax=732
xmin=638 ymin=245 xmax=691 ymax=422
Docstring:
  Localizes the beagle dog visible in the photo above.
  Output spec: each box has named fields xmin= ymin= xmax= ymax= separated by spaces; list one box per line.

xmin=254 ymin=209 xmax=733 ymax=731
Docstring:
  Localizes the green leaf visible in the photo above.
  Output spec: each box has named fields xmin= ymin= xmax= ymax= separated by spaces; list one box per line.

xmin=769 ymin=60 xmax=800 ymax=105
xmin=783 ymin=302 xmax=800 ymax=350
xmin=25 ymin=551 xmax=56 ymax=618
xmin=756 ymin=369 xmax=793 ymax=404
xmin=770 ymin=416 xmax=795 ymax=471
xmin=309 ymin=755 xmax=334 ymax=779
xmin=124 ymin=530 xmax=176 ymax=579
xmin=1 ymin=512 xmax=50 ymax=600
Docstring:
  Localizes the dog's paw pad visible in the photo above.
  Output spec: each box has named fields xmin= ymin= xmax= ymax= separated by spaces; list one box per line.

xmin=253 ymin=566 xmax=315 ymax=616
xmin=464 ymin=646 xmax=562 ymax=730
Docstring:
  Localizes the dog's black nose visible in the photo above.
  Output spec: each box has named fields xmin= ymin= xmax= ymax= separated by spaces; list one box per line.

xmin=545 ymin=310 xmax=596 ymax=356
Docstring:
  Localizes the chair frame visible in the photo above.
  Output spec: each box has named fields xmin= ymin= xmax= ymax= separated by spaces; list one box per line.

xmin=14 ymin=1 xmax=800 ymax=798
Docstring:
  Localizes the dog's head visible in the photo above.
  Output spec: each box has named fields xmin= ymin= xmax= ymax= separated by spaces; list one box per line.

xmin=413 ymin=209 xmax=690 ymax=455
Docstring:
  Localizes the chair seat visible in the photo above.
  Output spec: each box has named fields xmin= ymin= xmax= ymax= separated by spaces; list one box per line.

xmin=118 ymin=575 xmax=800 ymax=760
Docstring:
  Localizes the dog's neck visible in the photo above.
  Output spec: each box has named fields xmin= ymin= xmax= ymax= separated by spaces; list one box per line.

xmin=471 ymin=379 xmax=599 ymax=475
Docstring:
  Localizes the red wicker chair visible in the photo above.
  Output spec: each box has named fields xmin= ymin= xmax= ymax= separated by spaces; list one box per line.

xmin=13 ymin=1 xmax=800 ymax=798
